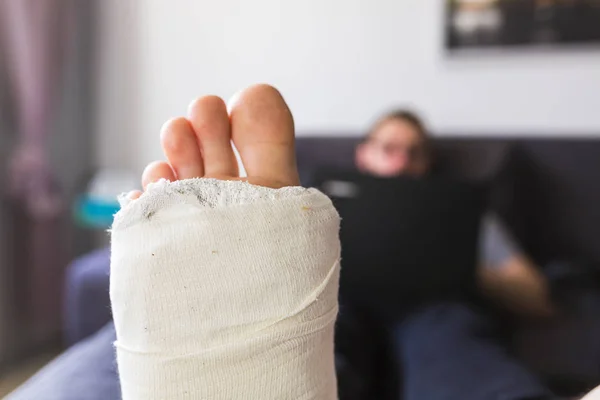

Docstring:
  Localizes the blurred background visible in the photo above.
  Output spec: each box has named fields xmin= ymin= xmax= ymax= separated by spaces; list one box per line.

xmin=1 ymin=0 xmax=600 ymax=397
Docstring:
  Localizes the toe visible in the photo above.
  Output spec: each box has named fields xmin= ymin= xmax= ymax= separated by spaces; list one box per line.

xmin=141 ymin=161 xmax=176 ymax=190
xmin=160 ymin=117 xmax=205 ymax=180
xmin=188 ymin=96 xmax=238 ymax=178
xmin=228 ymin=84 xmax=299 ymax=188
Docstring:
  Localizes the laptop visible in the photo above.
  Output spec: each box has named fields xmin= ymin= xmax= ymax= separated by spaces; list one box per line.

xmin=313 ymin=168 xmax=487 ymax=321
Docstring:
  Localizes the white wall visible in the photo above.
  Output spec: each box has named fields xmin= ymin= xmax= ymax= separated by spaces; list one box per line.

xmin=94 ymin=0 xmax=140 ymax=169
xmin=95 ymin=0 xmax=600 ymax=172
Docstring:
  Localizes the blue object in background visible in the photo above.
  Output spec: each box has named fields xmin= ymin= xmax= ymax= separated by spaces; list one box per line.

xmin=74 ymin=194 xmax=121 ymax=229
xmin=73 ymin=169 xmax=138 ymax=229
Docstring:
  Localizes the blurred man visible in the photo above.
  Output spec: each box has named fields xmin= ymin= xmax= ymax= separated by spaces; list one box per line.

xmin=355 ymin=110 xmax=554 ymax=319
xmin=353 ymin=109 xmax=598 ymax=400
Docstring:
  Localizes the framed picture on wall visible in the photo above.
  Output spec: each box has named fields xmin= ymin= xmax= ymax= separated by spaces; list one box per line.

xmin=446 ymin=0 xmax=600 ymax=50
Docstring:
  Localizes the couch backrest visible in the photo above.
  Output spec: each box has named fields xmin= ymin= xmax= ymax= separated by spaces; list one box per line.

xmin=296 ymin=135 xmax=600 ymax=266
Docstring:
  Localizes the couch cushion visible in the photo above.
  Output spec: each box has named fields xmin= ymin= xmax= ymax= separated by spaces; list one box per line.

xmin=496 ymin=140 xmax=600 ymax=266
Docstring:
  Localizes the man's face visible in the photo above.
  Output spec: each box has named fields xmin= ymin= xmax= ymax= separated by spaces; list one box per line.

xmin=356 ymin=119 xmax=430 ymax=178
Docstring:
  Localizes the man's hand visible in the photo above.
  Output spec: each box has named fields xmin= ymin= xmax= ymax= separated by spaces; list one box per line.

xmin=478 ymin=254 xmax=555 ymax=319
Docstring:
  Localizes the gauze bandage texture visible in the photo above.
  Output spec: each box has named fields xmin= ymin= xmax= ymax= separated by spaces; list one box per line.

xmin=110 ymin=178 xmax=341 ymax=400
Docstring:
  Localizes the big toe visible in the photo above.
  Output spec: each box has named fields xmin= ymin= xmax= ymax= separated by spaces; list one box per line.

xmin=228 ymin=84 xmax=299 ymax=188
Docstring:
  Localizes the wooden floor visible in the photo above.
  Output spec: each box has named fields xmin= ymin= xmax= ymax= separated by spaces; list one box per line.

xmin=0 ymin=352 xmax=58 ymax=398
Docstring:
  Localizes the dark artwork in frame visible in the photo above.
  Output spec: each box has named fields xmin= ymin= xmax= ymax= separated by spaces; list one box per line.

xmin=445 ymin=0 xmax=600 ymax=50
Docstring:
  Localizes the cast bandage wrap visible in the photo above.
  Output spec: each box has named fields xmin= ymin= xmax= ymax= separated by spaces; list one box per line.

xmin=110 ymin=179 xmax=341 ymax=400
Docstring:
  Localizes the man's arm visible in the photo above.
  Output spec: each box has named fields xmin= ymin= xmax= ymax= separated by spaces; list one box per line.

xmin=477 ymin=215 xmax=555 ymax=319
xmin=478 ymin=254 xmax=554 ymax=318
